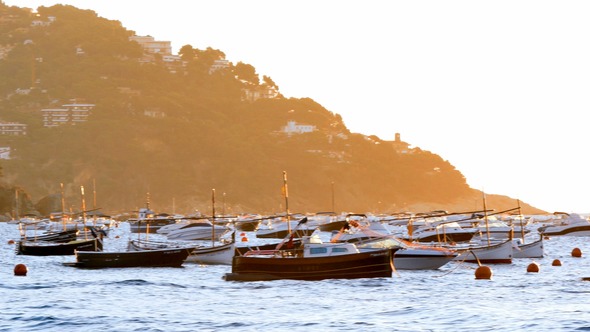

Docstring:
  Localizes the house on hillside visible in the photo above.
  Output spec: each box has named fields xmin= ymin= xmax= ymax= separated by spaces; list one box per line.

xmin=282 ymin=120 xmax=316 ymax=136
xmin=0 ymin=147 xmax=11 ymax=160
xmin=0 ymin=122 xmax=27 ymax=135
xmin=41 ymin=103 xmax=95 ymax=127
xmin=129 ymin=35 xmax=172 ymax=55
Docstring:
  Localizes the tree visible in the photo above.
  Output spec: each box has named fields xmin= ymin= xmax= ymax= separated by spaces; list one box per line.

xmin=262 ymin=75 xmax=278 ymax=90
xmin=233 ymin=62 xmax=259 ymax=85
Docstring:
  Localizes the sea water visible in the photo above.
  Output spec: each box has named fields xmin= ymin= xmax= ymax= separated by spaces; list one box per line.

xmin=1 ymin=222 xmax=589 ymax=332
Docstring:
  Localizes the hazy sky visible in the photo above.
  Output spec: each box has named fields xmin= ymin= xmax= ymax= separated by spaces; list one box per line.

xmin=7 ymin=0 xmax=590 ymax=213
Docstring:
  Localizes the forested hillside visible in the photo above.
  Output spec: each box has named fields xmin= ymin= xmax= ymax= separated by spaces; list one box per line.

xmin=0 ymin=3 xmax=544 ymax=217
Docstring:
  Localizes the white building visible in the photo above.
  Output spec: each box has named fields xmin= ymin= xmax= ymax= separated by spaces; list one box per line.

xmin=129 ymin=35 xmax=172 ymax=55
xmin=0 ymin=147 xmax=11 ymax=159
xmin=282 ymin=121 xmax=316 ymax=136
xmin=0 ymin=122 xmax=27 ymax=135
xmin=41 ymin=103 xmax=95 ymax=127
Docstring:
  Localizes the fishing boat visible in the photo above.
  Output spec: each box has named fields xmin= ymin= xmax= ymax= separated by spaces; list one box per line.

xmin=512 ymin=236 xmax=544 ymax=258
xmin=64 ymin=246 xmax=193 ymax=268
xmin=20 ymin=228 xmax=79 ymax=243
xmin=453 ymin=239 xmax=514 ymax=264
xmin=128 ymin=237 xmax=236 ymax=265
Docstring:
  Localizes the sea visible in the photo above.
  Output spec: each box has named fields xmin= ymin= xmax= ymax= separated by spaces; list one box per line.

xmin=1 ymin=222 xmax=589 ymax=332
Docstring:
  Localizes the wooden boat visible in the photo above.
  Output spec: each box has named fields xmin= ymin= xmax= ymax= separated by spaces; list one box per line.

xmin=453 ymin=239 xmax=513 ymax=264
xmin=512 ymin=236 xmax=544 ymax=258
xmin=20 ymin=229 xmax=79 ymax=243
xmin=16 ymin=237 xmax=103 ymax=256
xmin=64 ymin=247 xmax=193 ymax=268
xmin=224 ymin=232 xmax=393 ymax=281
xmin=128 ymin=238 xmax=235 ymax=265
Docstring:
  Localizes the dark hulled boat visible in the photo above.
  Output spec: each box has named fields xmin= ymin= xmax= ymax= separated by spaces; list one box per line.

xmin=17 ymin=237 xmax=103 ymax=256
xmin=65 ymin=247 xmax=193 ymax=268
xmin=224 ymin=248 xmax=392 ymax=281
xmin=226 ymin=217 xmax=394 ymax=281
xmin=21 ymin=229 xmax=79 ymax=243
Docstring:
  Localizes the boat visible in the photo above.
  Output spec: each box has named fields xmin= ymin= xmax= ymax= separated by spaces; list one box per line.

xmin=408 ymin=221 xmax=479 ymax=243
xmin=128 ymin=237 xmax=236 ymax=265
xmin=453 ymin=239 xmax=514 ymax=264
xmin=512 ymin=236 xmax=544 ymax=258
xmin=64 ymin=246 xmax=193 ymax=268
xmin=20 ymin=228 xmax=79 ymax=243
xmin=16 ymin=237 xmax=103 ymax=256
xmin=255 ymin=218 xmax=316 ymax=239
xmin=356 ymin=237 xmax=458 ymax=270
xmin=331 ymin=219 xmax=458 ymax=270
xmin=224 ymin=235 xmax=393 ymax=281
xmin=165 ymin=219 xmax=227 ymax=241
xmin=537 ymin=212 xmax=590 ymax=237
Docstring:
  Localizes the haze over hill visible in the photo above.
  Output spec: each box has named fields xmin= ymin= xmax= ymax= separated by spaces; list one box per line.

xmin=0 ymin=3 xmax=545 ymax=217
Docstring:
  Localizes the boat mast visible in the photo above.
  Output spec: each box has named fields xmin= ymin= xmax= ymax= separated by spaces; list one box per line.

xmin=482 ymin=191 xmax=491 ymax=246
xmin=283 ymin=171 xmax=291 ymax=234
xmin=60 ymin=183 xmax=66 ymax=231
xmin=517 ymin=199 xmax=525 ymax=243
xmin=81 ymin=186 xmax=87 ymax=237
xmin=211 ymin=188 xmax=216 ymax=246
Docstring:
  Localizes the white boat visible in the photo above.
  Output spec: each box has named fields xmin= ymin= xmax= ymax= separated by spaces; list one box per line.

xmin=512 ymin=236 xmax=544 ymax=258
xmin=331 ymin=219 xmax=458 ymax=270
xmin=537 ymin=212 xmax=590 ymax=237
xmin=356 ymin=236 xmax=458 ymax=270
xmin=166 ymin=220 xmax=227 ymax=241
xmin=185 ymin=241 xmax=235 ymax=265
xmin=128 ymin=238 xmax=235 ymax=265
xmin=408 ymin=221 xmax=478 ymax=243
xmin=256 ymin=219 xmax=316 ymax=239
xmin=453 ymin=239 xmax=513 ymax=264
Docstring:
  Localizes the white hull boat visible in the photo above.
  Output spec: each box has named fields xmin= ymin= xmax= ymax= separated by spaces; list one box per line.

xmin=454 ymin=239 xmax=513 ymax=264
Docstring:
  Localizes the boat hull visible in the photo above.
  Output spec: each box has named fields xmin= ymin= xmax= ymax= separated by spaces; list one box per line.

xmin=68 ymin=248 xmax=192 ymax=268
xmin=393 ymin=248 xmax=457 ymax=270
xmin=224 ymin=249 xmax=392 ymax=281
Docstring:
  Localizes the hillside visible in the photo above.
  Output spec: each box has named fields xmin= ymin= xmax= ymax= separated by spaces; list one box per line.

xmin=0 ymin=3 xmax=546 ymax=218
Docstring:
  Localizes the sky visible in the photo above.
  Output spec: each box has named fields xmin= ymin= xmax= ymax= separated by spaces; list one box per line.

xmin=6 ymin=0 xmax=590 ymax=213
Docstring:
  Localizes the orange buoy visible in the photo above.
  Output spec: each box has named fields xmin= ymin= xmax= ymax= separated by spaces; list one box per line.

xmin=552 ymin=259 xmax=562 ymax=266
xmin=527 ymin=262 xmax=540 ymax=273
xmin=241 ymin=236 xmax=248 ymax=242
xmin=7 ymin=239 xmax=15 ymax=245
xmin=240 ymin=232 xmax=246 ymax=237
xmin=115 ymin=235 xmax=120 ymax=239
xmin=14 ymin=264 xmax=28 ymax=276
xmin=572 ymin=248 xmax=582 ymax=257
xmin=475 ymin=265 xmax=493 ymax=280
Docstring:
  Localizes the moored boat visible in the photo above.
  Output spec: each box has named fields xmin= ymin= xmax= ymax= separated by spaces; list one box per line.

xmin=64 ymin=247 xmax=193 ymax=268
xmin=224 ymin=232 xmax=393 ymax=281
